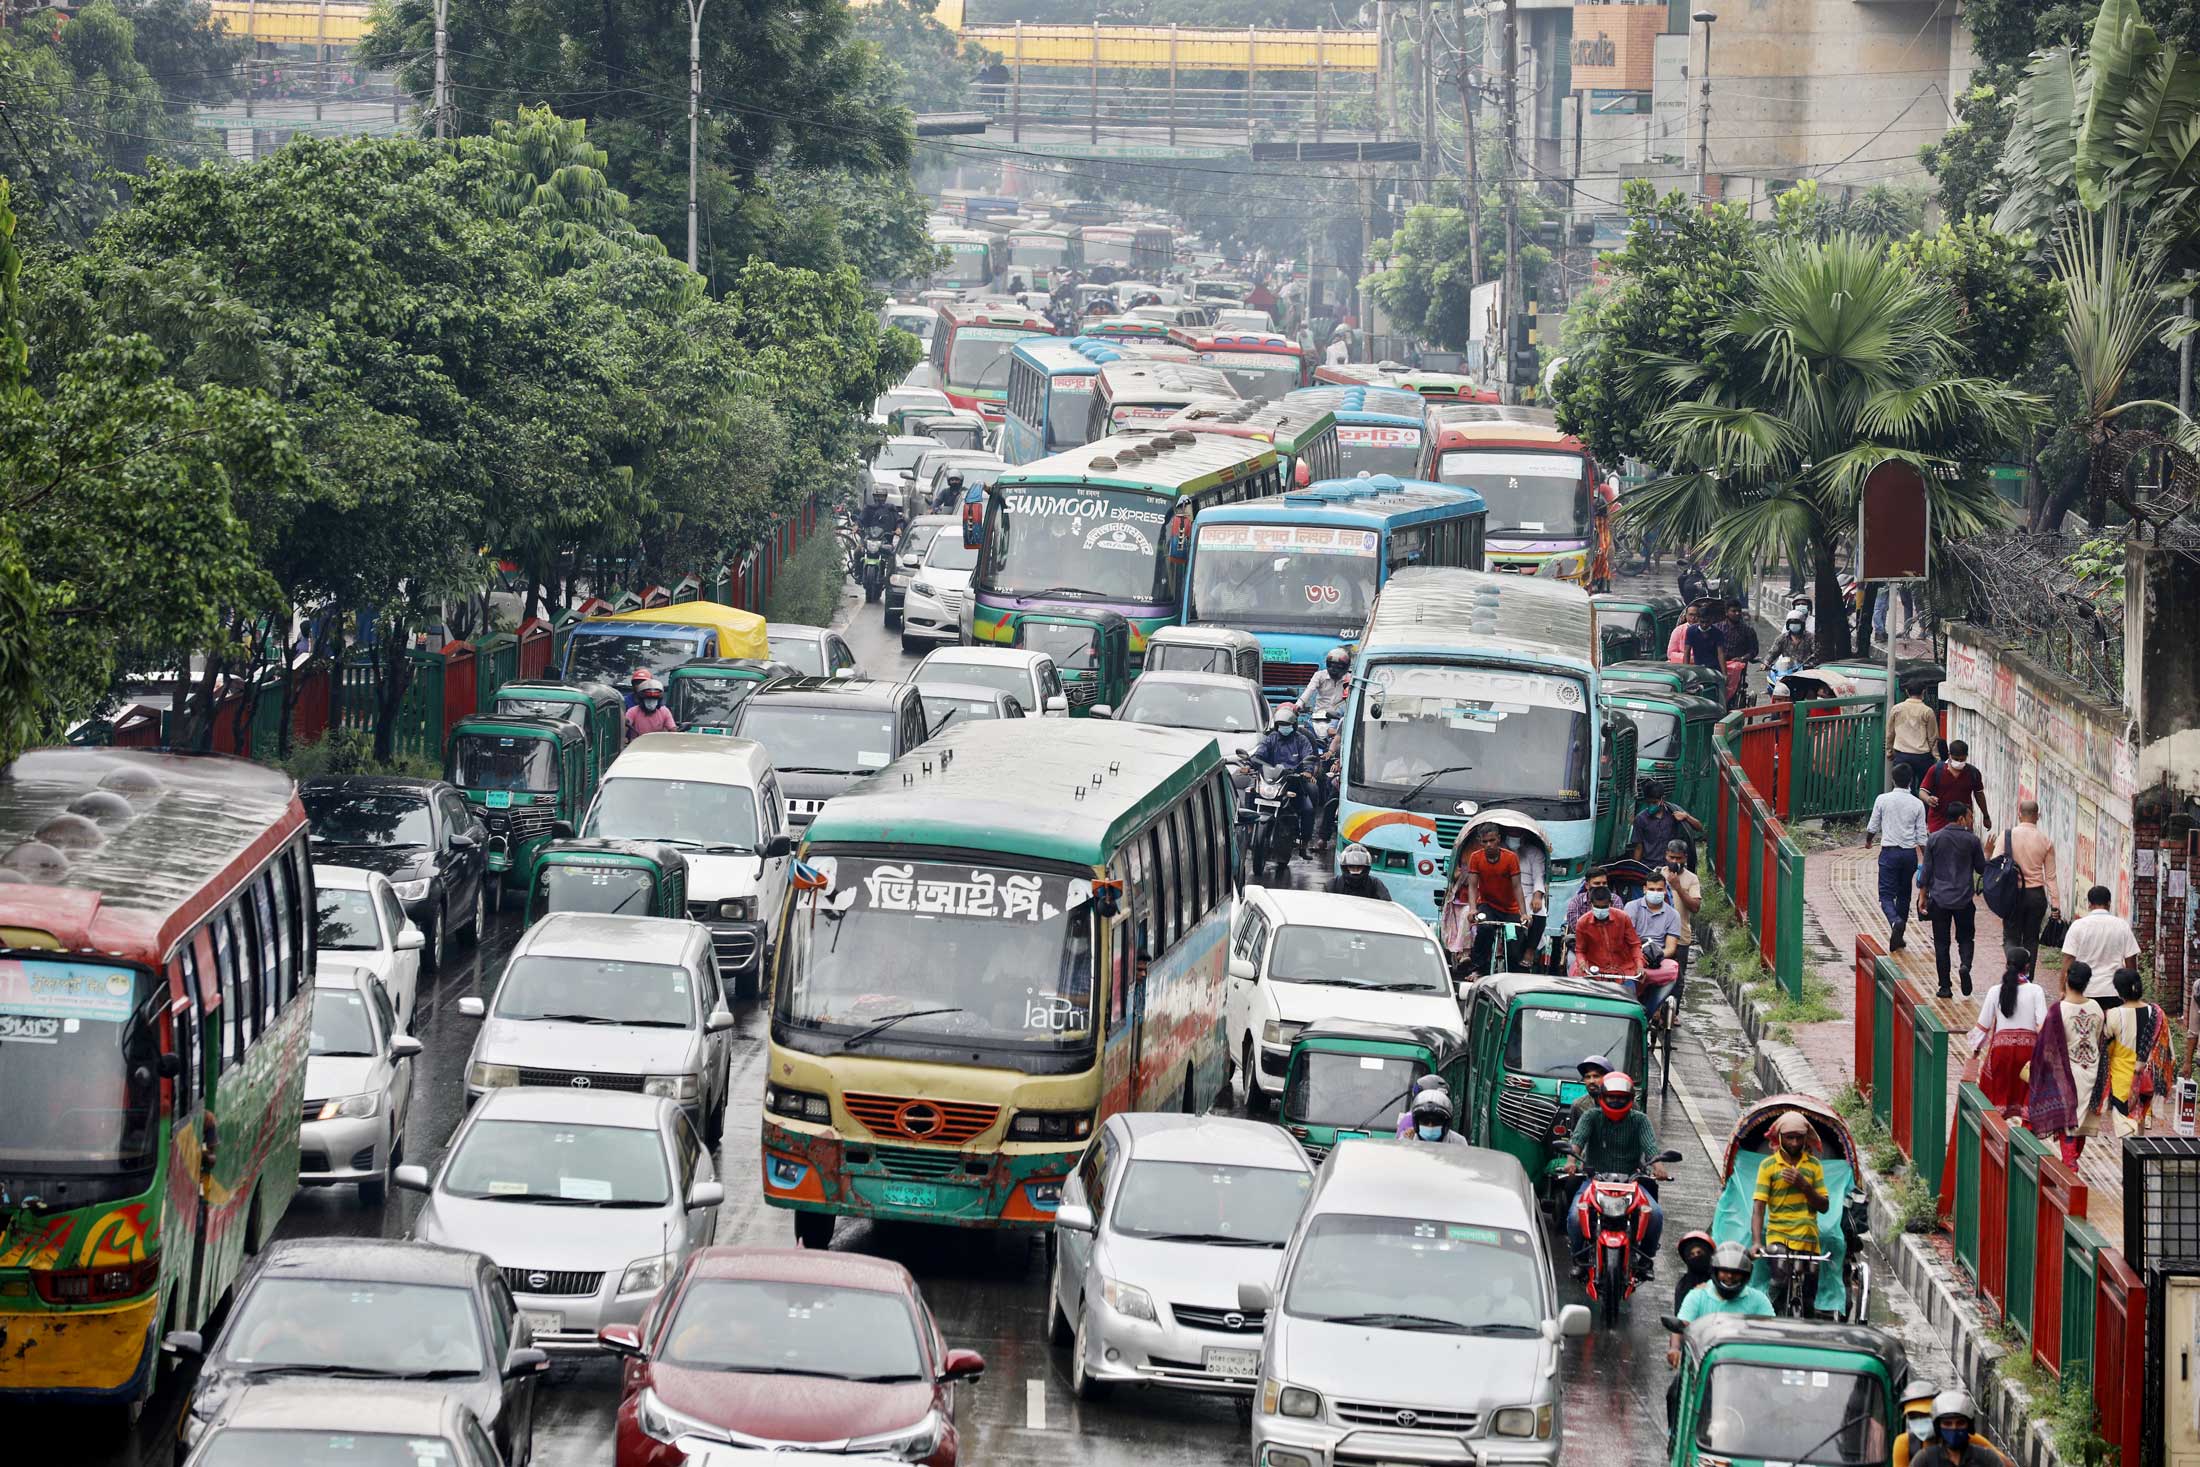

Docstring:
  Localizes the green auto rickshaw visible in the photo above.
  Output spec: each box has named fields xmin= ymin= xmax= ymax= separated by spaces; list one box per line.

xmin=1594 ymin=709 xmax=1641 ymax=863
xmin=1008 ymin=609 xmax=1131 ymax=717
xmin=1460 ymin=972 xmax=1649 ymax=1216
xmin=1593 ymin=593 xmax=1685 ymax=660
xmin=1664 ymin=1314 xmax=1907 ymax=1467
xmin=526 ymin=838 xmax=691 ymax=924
xmin=491 ymin=679 xmax=625 ymax=785
xmin=665 ymin=658 xmax=805 ymax=734
xmin=1603 ymin=659 xmax=1727 ymax=705
xmin=1604 ymin=690 xmax=1724 ymax=836
xmin=1600 ymin=624 xmax=1646 ymax=667
xmin=1281 ymin=1019 xmax=1469 ymax=1165
xmin=445 ymin=714 xmax=593 ymax=910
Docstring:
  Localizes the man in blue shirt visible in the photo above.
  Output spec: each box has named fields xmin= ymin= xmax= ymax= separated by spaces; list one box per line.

xmin=1915 ymin=802 xmax=1987 ymax=998
xmin=1683 ymin=599 xmax=1727 ymax=673
xmin=1249 ymin=705 xmax=1320 ymax=849
xmin=1865 ymin=764 xmax=1930 ymax=952
xmin=1624 ymin=870 xmax=1684 ymax=1018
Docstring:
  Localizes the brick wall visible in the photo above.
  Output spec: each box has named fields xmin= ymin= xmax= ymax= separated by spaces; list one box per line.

xmin=2132 ymin=790 xmax=2199 ymax=1016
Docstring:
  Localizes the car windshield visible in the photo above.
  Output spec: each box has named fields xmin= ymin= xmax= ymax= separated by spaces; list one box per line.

xmin=195 ymin=1431 xmax=462 ymax=1467
xmin=916 ymin=659 xmax=1028 ymax=701
xmin=0 ymin=960 xmax=158 ymax=1172
xmin=1283 ymin=1213 xmax=1547 ymax=1332
xmin=1189 ymin=522 xmax=1380 ymax=630
xmin=670 ymin=676 xmax=768 ymax=728
xmin=735 ymin=705 xmax=897 ymax=776
xmin=1631 ymin=708 xmax=1681 ymax=761
xmin=779 ymin=855 xmax=1097 ymax=1056
xmin=659 ymin=1278 xmax=927 ymax=1379
xmin=536 ymin=864 xmax=658 ymax=917
xmin=872 ymin=440 xmax=928 ymax=473
xmin=315 ymin=889 xmax=383 ymax=951
xmin=567 ymin=632 xmax=701 ymax=687
xmin=1284 ymin=1052 xmax=1426 ymax=1128
xmin=303 ymin=790 xmax=432 ymax=847
xmin=899 ymin=523 xmax=945 ymax=561
xmin=1109 ymin=1160 xmax=1311 ymax=1244
xmin=1268 ymin=926 xmax=1448 ymax=992
xmin=1505 ymin=1005 xmax=1642 ymax=1078
xmin=1698 ymin=1363 xmax=1889 ymax=1465
xmin=1203 ymin=354 xmax=1300 ymax=402
xmin=1118 ymin=680 xmax=1262 ymax=733
xmin=583 ymin=776 xmax=760 ymax=850
xmin=1348 ymin=664 xmax=1592 ymax=822
xmin=492 ymin=955 xmax=695 ymax=1028
xmin=923 ymin=535 xmax=980 ymax=573
xmin=1142 ymin=642 xmax=1242 ymax=676
xmin=765 ymin=637 xmax=823 ymax=677
xmin=1336 ymin=424 xmax=1426 ymax=479
xmin=1436 ymin=450 xmax=1587 ymax=538
xmin=451 ymin=734 xmax=556 ymax=794
xmin=1048 ymin=379 xmax=1096 ymax=449
xmin=948 ymin=328 xmax=1038 ymax=393
xmin=220 ymin=1277 xmax=484 ymax=1374
xmin=309 ymin=987 xmax=379 ymax=1057
xmin=923 ymin=694 xmax=1008 ymax=732
xmin=440 ymin=1118 xmax=670 ymax=1205
xmin=983 ymin=484 xmax=1171 ymax=602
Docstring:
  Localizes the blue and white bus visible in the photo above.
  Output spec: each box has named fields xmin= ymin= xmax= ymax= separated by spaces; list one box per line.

xmin=1182 ymin=476 xmax=1487 ymax=701
xmin=1283 ymin=385 xmax=1434 ymax=481
xmin=1336 ymin=567 xmax=1606 ymax=921
xmin=1000 ymin=337 xmax=1148 ymax=465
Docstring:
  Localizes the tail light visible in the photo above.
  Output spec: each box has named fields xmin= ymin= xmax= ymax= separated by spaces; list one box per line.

xmin=34 ymin=1255 xmax=160 ymax=1305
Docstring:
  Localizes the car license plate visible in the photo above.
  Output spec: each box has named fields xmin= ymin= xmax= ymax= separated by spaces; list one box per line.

xmin=522 ymin=1310 xmax=561 ymax=1335
xmin=1203 ymin=1347 xmax=1261 ymax=1378
xmin=879 ymin=1181 xmax=938 ymax=1210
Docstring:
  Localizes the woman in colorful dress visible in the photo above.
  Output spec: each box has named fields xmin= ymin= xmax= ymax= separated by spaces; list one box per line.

xmin=2027 ymin=962 xmax=2108 ymax=1166
xmin=2102 ymin=966 xmax=2172 ymax=1136
xmin=1969 ymin=945 xmax=2046 ymax=1119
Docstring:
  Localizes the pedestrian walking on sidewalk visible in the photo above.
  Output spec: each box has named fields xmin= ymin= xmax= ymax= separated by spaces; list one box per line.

xmin=2061 ymin=886 xmax=2139 ymax=999
xmin=1916 ymin=802 xmax=1986 ymax=997
xmin=2028 ymin=964 xmax=2107 ymax=1167
xmin=1918 ymin=741 xmax=1991 ymax=836
xmin=1993 ymin=802 xmax=2059 ymax=961
xmin=2102 ymin=967 xmax=2171 ymax=1136
xmin=1865 ymin=765 xmax=1929 ymax=951
xmin=1968 ymin=945 xmax=2046 ymax=1119
xmin=1887 ymin=689 xmax=1939 ymax=790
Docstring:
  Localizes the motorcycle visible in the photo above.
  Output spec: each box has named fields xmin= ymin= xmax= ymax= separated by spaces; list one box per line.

xmin=1236 ymin=757 xmax=1313 ymax=885
xmin=859 ymin=533 xmax=890 ymax=604
xmin=1570 ymin=1148 xmax=1684 ymax=1327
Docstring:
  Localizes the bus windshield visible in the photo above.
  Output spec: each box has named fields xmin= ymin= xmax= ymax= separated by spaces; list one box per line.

xmin=0 ymin=959 xmax=158 ymax=1172
xmin=1047 ymin=379 xmax=1096 ymax=449
xmin=984 ymin=484 xmax=1171 ymax=603
xmin=948 ymin=328 xmax=1037 ymax=393
xmin=1203 ymin=353 xmax=1300 ymax=402
xmin=452 ymin=734 xmax=557 ymax=793
xmin=1436 ymin=450 xmax=1587 ymax=538
xmin=1349 ymin=664 xmax=1592 ymax=821
xmin=1336 ymin=423 xmax=1425 ymax=478
xmin=941 ymin=243 xmax=990 ymax=286
xmin=1189 ymin=522 xmax=1381 ymax=630
xmin=1012 ymin=237 xmax=1069 ymax=268
xmin=779 ymin=855 xmax=1097 ymax=1059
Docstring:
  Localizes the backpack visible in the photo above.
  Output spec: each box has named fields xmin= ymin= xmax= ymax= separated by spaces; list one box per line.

xmin=1981 ymin=847 xmax=2021 ymax=919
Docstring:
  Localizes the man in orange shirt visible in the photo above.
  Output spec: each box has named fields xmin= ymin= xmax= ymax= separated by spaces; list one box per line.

xmin=1996 ymin=798 xmax=2059 ymax=961
xmin=1569 ymin=882 xmax=1644 ymax=980
xmin=1462 ymin=825 xmax=1545 ymax=974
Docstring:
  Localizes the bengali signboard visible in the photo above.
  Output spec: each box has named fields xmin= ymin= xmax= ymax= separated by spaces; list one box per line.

xmin=1569 ymin=3 xmax=1663 ymax=94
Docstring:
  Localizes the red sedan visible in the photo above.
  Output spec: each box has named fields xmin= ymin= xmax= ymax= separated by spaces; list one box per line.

xmin=603 ymin=1247 xmax=985 ymax=1466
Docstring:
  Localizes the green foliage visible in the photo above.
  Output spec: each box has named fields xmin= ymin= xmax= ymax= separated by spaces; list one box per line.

xmin=966 ymin=0 xmax=1333 ymax=22
xmin=115 ymin=0 xmax=248 ymax=112
xmin=1997 ymin=1358 xmax=2115 ymax=1466
xmin=853 ymin=0 xmax=987 ymax=114
xmin=1920 ymin=84 xmax=2020 ymax=222
xmin=1771 ymin=180 xmax=1928 ymax=243
xmin=1761 ymin=974 xmax=1842 ymax=1030
xmin=1894 ymin=1171 xmax=1938 ymax=1232
xmin=1888 ymin=217 xmax=2063 ymax=382
xmin=765 ymin=166 xmax=944 ymax=283
xmin=763 ymin=524 xmax=850 ymax=627
xmin=275 ymin=729 xmax=440 ymax=782
xmin=2067 ymin=533 xmax=2128 ymax=593
xmin=1367 ymin=184 xmax=1553 ymax=352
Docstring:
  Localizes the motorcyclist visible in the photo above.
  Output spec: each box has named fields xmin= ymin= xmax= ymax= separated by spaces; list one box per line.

xmin=1565 ymin=1071 xmax=1667 ymax=1278
xmin=1394 ymin=1074 xmax=1450 ymax=1137
xmin=1403 ymin=1086 xmax=1469 ymax=1145
xmin=857 ymin=485 xmax=902 ymax=538
xmin=624 ymin=678 xmax=678 ymax=738
xmin=1664 ymin=1230 xmax=1720 ymax=1425
xmin=934 ymin=471 xmax=967 ymax=515
xmin=1891 ymin=1380 xmax=1943 ymax=1467
xmin=1326 ymin=843 xmax=1391 ymax=901
xmin=1295 ymin=646 xmax=1354 ymax=718
xmin=1564 ymin=1055 xmax=1614 ymax=1132
xmin=1771 ymin=610 xmax=1816 ymax=668
xmin=1306 ymin=707 xmax=1342 ymax=850
xmin=1246 ymin=705 xmax=1319 ymax=853
xmin=622 ymin=666 xmax=650 ymax=710
xmin=1907 ymin=1390 xmax=2013 ymax=1467
xmin=1666 ymin=1242 xmax=1772 ymax=1369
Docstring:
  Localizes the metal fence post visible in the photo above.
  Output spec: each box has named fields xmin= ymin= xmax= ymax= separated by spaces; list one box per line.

xmin=2005 ymin=1125 xmax=2049 ymax=1343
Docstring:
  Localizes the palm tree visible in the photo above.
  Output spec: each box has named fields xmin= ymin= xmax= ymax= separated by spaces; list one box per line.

xmin=1619 ymin=235 xmax=2043 ymax=659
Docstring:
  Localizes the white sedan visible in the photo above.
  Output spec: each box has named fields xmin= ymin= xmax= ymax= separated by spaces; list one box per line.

xmin=313 ymin=865 xmax=426 ymax=1032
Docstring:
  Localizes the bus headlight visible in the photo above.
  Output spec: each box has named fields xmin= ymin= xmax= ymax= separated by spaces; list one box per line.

xmin=1008 ymin=1110 xmax=1092 ymax=1141
xmin=766 ymin=1084 xmax=832 ymax=1122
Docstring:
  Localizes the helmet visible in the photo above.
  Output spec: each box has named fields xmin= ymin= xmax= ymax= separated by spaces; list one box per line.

xmin=1931 ymin=1389 xmax=1976 ymax=1428
xmin=1272 ymin=706 xmax=1299 ymax=731
xmin=1902 ymin=1379 xmax=1941 ymax=1413
xmin=1576 ymin=1054 xmax=1613 ymax=1079
xmin=639 ymin=678 xmax=664 ymax=698
xmin=1676 ymin=1230 xmax=1716 ymax=1269
xmin=1786 ymin=611 xmax=1806 ymax=629
xmin=1325 ymin=646 xmax=1351 ymax=672
xmin=1710 ymin=1241 xmax=1752 ymax=1298
xmin=1409 ymin=1089 xmax=1454 ymax=1125
xmin=1597 ymin=1072 xmax=1636 ymax=1121
xmin=1342 ymin=843 xmax=1372 ymax=873
xmin=1411 ymin=1075 xmax=1449 ymax=1096
xmin=870 ymin=484 xmax=888 ymax=501
xmin=946 ymin=472 xmax=964 ymax=486
xmin=630 ymin=668 xmax=650 ymax=686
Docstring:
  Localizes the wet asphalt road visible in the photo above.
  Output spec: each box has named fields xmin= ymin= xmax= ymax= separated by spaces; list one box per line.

xmin=70 ymin=577 xmax=1762 ymax=1467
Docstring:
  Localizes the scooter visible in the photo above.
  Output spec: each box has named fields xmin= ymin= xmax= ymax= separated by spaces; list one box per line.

xmin=1236 ymin=757 xmax=1313 ymax=886
xmin=1569 ymin=1148 xmax=1683 ymax=1328
xmin=859 ymin=533 xmax=890 ymax=604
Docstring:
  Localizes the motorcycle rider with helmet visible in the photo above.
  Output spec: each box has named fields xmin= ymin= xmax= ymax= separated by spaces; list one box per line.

xmin=857 ymin=485 xmax=902 ymax=538
xmin=1906 ymin=1390 xmax=2012 ymax=1467
xmin=1667 ymin=1241 xmax=1771 ymax=1367
xmin=1564 ymin=1071 xmax=1668 ymax=1278
xmin=1771 ymin=609 xmax=1816 ymax=669
xmin=1295 ymin=646 xmax=1354 ymax=718
xmin=624 ymin=678 xmax=679 ymax=738
xmin=1403 ymin=1086 xmax=1469 ymax=1145
xmin=933 ymin=471 xmax=967 ymax=515
xmin=1326 ymin=843 xmax=1391 ymax=901
xmin=1245 ymin=704 xmax=1320 ymax=853
xmin=1891 ymin=1380 xmax=1943 ymax=1467
xmin=1394 ymin=1075 xmax=1451 ymax=1137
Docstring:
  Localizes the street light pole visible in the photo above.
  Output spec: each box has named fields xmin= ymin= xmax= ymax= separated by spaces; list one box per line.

xmin=687 ymin=0 xmax=711 ymax=273
xmin=432 ymin=0 xmax=449 ymax=140
xmin=1692 ymin=9 xmax=1716 ymax=202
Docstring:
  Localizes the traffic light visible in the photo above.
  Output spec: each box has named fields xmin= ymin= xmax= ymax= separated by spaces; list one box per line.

xmin=1508 ymin=312 xmax=1539 ymax=385
xmin=1532 ymin=218 xmax=1561 ymax=251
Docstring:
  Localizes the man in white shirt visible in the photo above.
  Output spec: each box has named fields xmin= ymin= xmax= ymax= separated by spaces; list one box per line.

xmin=2061 ymin=885 xmax=2139 ymax=999
xmin=1864 ymin=764 xmax=1930 ymax=951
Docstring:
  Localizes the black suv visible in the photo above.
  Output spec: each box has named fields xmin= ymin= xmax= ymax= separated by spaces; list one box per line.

xmin=726 ymin=678 xmax=930 ymax=829
xmin=301 ymin=776 xmax=488 ymax=971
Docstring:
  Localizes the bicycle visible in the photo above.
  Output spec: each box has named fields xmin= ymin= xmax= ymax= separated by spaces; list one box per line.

xmin=1759 ymin=1244 xmax=1832 ymax=1318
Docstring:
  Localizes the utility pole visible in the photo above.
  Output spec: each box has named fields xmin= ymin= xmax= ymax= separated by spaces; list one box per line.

xmin=1693 ymin=9 xmax=1717 ymax=202
xmin=1453 ymin=0 xmax=1482 ymax=298
xmin=1499 ymin=0 xmax=1521 ymax=397
xmin=431 ymin=0 xmax=448 ymax=139
xmin=687 ymin=0 xmax=711 ymax=272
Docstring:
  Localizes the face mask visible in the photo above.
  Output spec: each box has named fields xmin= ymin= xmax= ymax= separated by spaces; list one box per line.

xmin=1591 ymin=906 xmax=1611 ymax=921
xmin=1908 ymin=1419 xmax=1934 ymax=1443
xmin=642 ymin=698 xmax=661 ymax=710
xmin=1645 ymin=891 xmax=1666 ymax=907
xmin=1948 ymin=760 xmax=1967 ymax=772
xmin=1417 ymin=1124 xmax=1444 ymax=1141
xmin=1938 ymin=1426 xmax=1971 ymax=1451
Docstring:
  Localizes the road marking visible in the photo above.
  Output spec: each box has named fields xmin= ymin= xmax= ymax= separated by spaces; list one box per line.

xmin=1025 ymin=1377 xmax=1046 ymax=1430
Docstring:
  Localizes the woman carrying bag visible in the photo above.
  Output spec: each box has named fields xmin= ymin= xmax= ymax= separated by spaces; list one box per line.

xmin=2027 ymin=962 xmax=2109 ymax=1166
xmin=1969 ymin=945 xmax=2046 ymax=1119
xmin=2103 ymin=967 xmax=2173 ymax=1135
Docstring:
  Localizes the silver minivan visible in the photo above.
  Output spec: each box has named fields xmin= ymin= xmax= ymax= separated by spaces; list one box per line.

xmin=1243 ymin=1140 xmax=1588 ymax=1467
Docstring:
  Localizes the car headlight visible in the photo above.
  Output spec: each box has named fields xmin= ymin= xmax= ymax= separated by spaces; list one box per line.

xmin=619 ymin=1251 xmax=676 ymax=1295
xmin=635 ymin=1386 xmax=720 ymax=1445
xmin=1261 ymin=1378 xmax=1323 ymax=1419
xmin=912 ymin=581 xmax=936 ymax=598
xmin=643 ymin=1074 xmax=700 ymax=1101
xmin=1099 ymin=1275 xmax=1157 ymax=1322
xmin=847 ymin=1410 xmax=946 ymax=1459
xmin=1491 ymin=1404 xmax=1554 ymax=1439
xmin=316 ymin=1092 xmax=380 ymax=1121
xmin=764 ymin=1084 xmax=832 ymax=1123
xmin=391 ymin=877 xmax=432 ymax=902
xmin=468 ymin=1061 xmax=517 ymax=1089
xmin=1261 ymin=1019 xmax=1303 ymax=1048
xmin=716 ymin=897 xmax=753 ymax=922
xmin=1008 ymin=1110 xmax=1092 ymax=1141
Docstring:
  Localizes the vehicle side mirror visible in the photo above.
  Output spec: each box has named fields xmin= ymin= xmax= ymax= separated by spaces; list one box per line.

xmin=457 ymin=996 xmax=486 ymax=1019
xmin=1226 ymin=954 xmax=1256 ymax=981
xmin=397 ymin=925 xmax=426 ymax=952
xmin=1558 ymin=1304 xmax=1591 ymax=1338
xmin=162 ymin=1329 xmax=203 ymax=1357
xmin=834 ymin=667 xmax=857 ymax=679
xmin=1045 ymin=694 xmax=1068 ymax=714
xmin=1089 ymin=705 xmax=1112 ymax=720
xmin=1658 ymin=1314 xmax=1686 ymax=1336
xmin=598 ymin=1324 xmax=644 ymax=1357
xmin=1456 ymin=980 xmax=1475 ymax=1002
xmin=1237 ymin=1281 xmax=1274 ymax=1313
xmin=390 ymin=1035 xmax=425 ymax=1059
xmin=503 ymin=1345 xmax=550 ymax=1377
xmin=158 ymin=1051 xmax=183 ymax=1078
xmin=1053 ymin=1202 xmax=1096 ymax=1233
xmin=941 ymin=1347 xmax=986 ymax=1381
xmin=450 ymin=830 xmax=478 ymax=849
xmin=761 ymin=834 xmax=795 ymax=860
xmin=392 ymin=1164 xmax=431 ymax=1194
xmin=706 ymin=1009 xmax=735 ymax=1034
xmin=687 ymin=1181 xmax=725 ymax=1210
xmin=551 ymin=819 xmax=575 ymax=839
xmin=1655 ymin=1149 xmax=1683 ymax=1164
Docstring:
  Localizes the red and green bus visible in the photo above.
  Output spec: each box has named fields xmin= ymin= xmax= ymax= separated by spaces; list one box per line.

xmin=0 ymin=749 xmax=313 ymax=1409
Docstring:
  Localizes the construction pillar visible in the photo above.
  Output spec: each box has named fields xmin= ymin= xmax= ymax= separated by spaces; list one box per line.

xmin=1316 ymin=26 xmax=1328 ymax=143
xmin=1169 ymin=24 xmax=1179 ymax=147
xmin=1499 ymin=0 xmax=1521 ymax=396
xmin=1090 ymin=20 xmax=1100 ymax=146
xmin=1012 ymin=19 xmax=1023 ymax=143
xmin=1247 ymin=27 xmax=1258 ymax=142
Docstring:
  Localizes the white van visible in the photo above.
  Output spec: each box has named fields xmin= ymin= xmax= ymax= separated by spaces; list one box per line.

xmin=579 ymin=734 xmax=792 ymax=997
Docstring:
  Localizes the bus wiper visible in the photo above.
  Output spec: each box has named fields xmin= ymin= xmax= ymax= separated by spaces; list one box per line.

xmin=838 ymin=1007 xmax=964 ymax=1050
xmin=1399 ymin=764 xmax=1478 ymax=809
xmin=1003 ymin=586 xmax=1099 ymax=602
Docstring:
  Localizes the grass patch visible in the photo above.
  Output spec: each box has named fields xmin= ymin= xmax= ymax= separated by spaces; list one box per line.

xmin=763 ymin=525 xmax=849 ymax=628
xmin=1894 ymin=1171 xmax=1938 ymax=1233
xmin=1830 ymin=1084 xmax=1905 ymax=1176
xmin=1762 ymin=973 xmax=1842 ymax=1030
xmin=273 ymin=728 xmax=440 ymax=781
xmin=1996 ymin=1358 xmax=2114 ymax=1466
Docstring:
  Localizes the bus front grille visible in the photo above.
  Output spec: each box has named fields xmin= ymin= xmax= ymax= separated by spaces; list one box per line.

xmin=873 ymin=1146 xmax=967 ymax=1181
xmin=843 ymin=1091 xmax=1000 ymax=1144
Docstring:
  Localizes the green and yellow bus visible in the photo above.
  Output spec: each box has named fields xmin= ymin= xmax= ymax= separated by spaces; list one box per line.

xmin=0 ymin=749 xmax=313 ymax=1410
xmin=760 ymin=719 xmax=1237 ymax=1247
